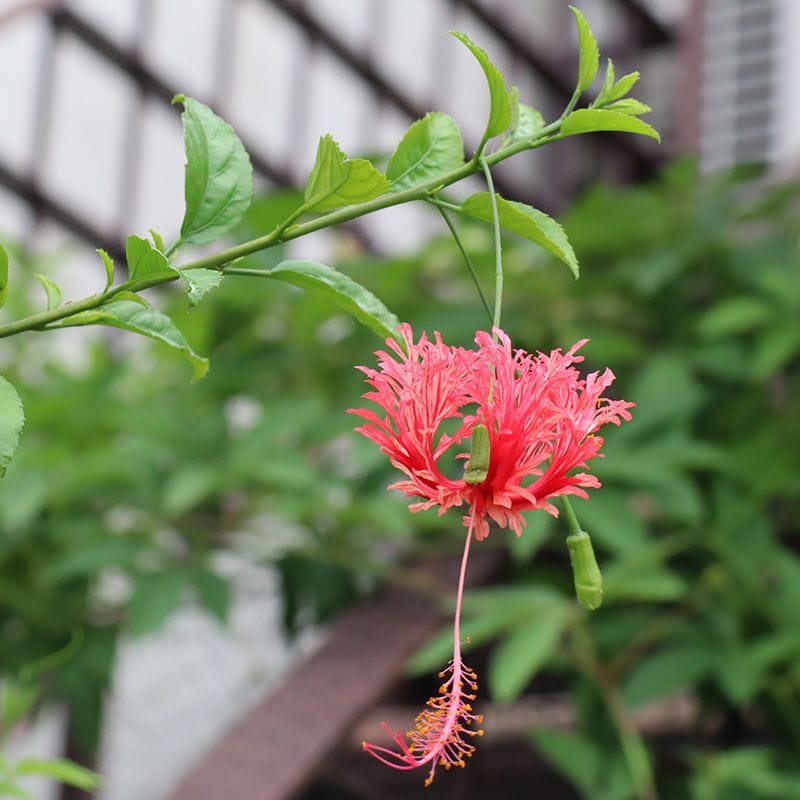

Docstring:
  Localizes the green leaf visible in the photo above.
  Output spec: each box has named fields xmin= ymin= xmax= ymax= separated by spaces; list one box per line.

xmin=594 ymin=59 xmax=616 ymax=106
xmin=0 ymin=243 xmax=8 ymax=309
xmin=262 ymin=260 xmax=401 ymax=342
xmin=507 ymin=101 xmax=545 ymax=145
xmin=177 ymin=267 xmax=224 ymax=307
xmin=34 ymin=273 xmax=62 ymax=310
xmin=408 ymin=587 xmax=566 ymax=676
xmin=149 ymin=228 xmax=165 ymax=252
xmin=0 ymin=780 xmax=35 ymax=800
xmin=570 ymin=6 xmax=600 ymax=94
xmin=622 ymin=645 xmax=713 ymax=707
xmin=173 ymin=94 xmax=254 ymax=246
xmin=450 ymin=31 xmax=512 ymax=143
xmin=461 ymin=192 xmax=579 ymax=277
xmin=2 ymin=680 xmax=39 ymax=731
xmin=609 ymin=71 xmax=640 ymax=102
xmin=605 ymin=98 xmax=652 ymax=116
xmin=304 ymin=134 xmax=389 ymax=212
xmin=44 ymin=538 xmax=143 ymax=584
xmin=562 ymin=109 xmax=661 ymax=142
xmin=96 ymin=248 xmax=114 ymax=291
xmin=126 ymin=235 xmax=176 ymax=285
xmin=407 ymin=617 xmax=486 ymax=677
xmin=56 ymin=300 xmax=209 ymax=379
xmin=488 ymin=614 xmax=567 ymax=701
xmin=386 ymin=112 xmax=464 ymax=192
xmin=603 ymin=563 xmax=688 ymax=603
xmin=693 ymin=748 xmax=800 ymax=798
xmin=530 ymin=729 xmax=603 ymax=798
xmin=508 ymin=510 xmax=553 ymax=563
xmin=128 ymin=571 xmax=185 ymax=636
xmin=0 ymin=374 xmax=24 ymax=478
xmin=14 ymin=758 xmax=101 ymax=791
xmin=190 ymin=568 xmax=231 ymax=624
xmin=752 ymin=322 xmax=800 ymax=379
xmin=113 ymin=290 xmax=150 ymax=307
xmin=161 ymin=464 xmax=219 ymax=515
xmin=698 ymin=297 xmax=773 ymax=338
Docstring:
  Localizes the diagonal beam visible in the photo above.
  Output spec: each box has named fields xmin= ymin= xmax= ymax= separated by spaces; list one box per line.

xmin=614 ymin=0 xmax=674 ymax=46
xmin=0 ymin=155 xmax=126 ymax=261
xmin=263 ymin=0 xmax=537 ymax=206
xmin=264 ymin=0 xmax=430 ymax=121
xmin=50 ymin=5 xmax=294 ymax=187
xmin=11 ymin=6 xmax=377 ymax=257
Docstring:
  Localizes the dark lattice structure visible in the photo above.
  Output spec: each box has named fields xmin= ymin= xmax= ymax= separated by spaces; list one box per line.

xmin=0 ymin=0 xmax=675 ymax=268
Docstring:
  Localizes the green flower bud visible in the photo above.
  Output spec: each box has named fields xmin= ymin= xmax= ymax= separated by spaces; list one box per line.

xmin=566 ymin=530 xmax=603 ymax=610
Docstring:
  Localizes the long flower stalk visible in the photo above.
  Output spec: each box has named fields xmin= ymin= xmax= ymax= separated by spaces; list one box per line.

xmin=363 ymin=511 xmax=483 ymax=786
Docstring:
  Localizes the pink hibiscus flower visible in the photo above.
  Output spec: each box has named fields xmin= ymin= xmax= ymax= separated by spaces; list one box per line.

xmin=350 ymin=324 xmax=633 ymax=784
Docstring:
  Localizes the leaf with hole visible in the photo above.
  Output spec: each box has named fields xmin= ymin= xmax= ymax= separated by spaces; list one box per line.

xmin=461 ymin=192 xmax=579 ymax=277
xmin=304 ymin=135 xmax=389 ymax=212
xmin=451 ymin=31 xmax=512 ymax=144
xmin=386 ymin=112 xmax=464 ymax=192
xmin=178 ymin=268 xmax=224 ymax=307
xmin=173 ymin=94 xmax=254 ymax=246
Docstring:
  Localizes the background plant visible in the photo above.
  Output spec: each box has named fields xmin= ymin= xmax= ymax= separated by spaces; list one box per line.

xmin=6 ymin=9 xmax=795 ymax=800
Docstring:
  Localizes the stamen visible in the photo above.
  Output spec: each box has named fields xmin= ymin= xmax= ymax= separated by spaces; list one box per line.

xmin=363 ymin=518 xmax=483 ymax=785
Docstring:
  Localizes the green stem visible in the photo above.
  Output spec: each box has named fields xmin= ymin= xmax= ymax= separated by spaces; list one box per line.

xmin=164 ymin=239 xmax=181 ymax=260
xmin=0 ymin=118 xmax=569 ymax=341
xmin=273 ymin=203 xmax=309 ymax=239
xmin=563 ymin=86 xmax=583 ymax=119
xmin=478 ymin=156 xmax=503 ymax=334
xmin=561 ymin=496 xmax=583 ymax=537
xmin=571 ymin=620 xmax=659 ymax=800
xmin=435 ymin=205 xmax=493 ymax=323
xmin=426 ymin=197 xmax=466 ymax=214
xmin=221 ymin=267 xmax=276 ymax=278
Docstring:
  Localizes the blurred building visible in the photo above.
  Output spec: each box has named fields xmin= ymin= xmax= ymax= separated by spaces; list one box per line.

xmin=0 ymin=0 xmax=679 ymax=276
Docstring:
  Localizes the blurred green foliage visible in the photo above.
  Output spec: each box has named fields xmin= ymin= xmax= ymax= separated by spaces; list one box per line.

xmin=411 ymin=161 xmax=800 ymax=799
xmin=1 ymin=162 xmax=799 ymax=799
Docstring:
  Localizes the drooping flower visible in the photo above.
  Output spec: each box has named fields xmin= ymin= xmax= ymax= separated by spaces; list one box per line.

xmin=350 ymin=325 xmax=633 ymax=784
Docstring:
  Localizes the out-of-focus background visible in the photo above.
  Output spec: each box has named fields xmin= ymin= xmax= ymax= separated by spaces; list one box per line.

xmin=1 ymin=1 xmax=799 ymax=799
